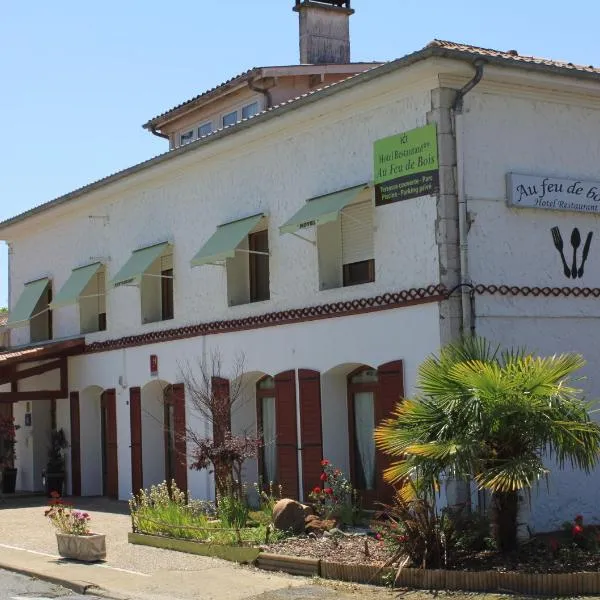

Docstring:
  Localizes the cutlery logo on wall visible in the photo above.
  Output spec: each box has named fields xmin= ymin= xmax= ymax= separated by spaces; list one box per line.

xmin=550 ymin=227 xmax=593 ymax=279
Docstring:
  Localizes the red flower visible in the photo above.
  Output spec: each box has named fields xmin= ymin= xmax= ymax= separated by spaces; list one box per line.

xmin=50 ymin=491 xmax=60 ymax=499
xmin=312 ymin=486 xmax=321 ymax=494
xmin=375 ymin=533 xmax=382 ymax=540
xmin=320 ymin=459 xmax=330 ymax=467
xmin=572 ymin=524 xmax=584 ymax=536
xmin=320 ymin=472 xmax=328 ymax=481
xmin=324 ymin=487 xmax=333 ymax=495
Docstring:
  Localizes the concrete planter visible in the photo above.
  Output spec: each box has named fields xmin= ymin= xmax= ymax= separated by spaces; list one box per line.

xmin=56 ymin=532 xmax=106 ymax=562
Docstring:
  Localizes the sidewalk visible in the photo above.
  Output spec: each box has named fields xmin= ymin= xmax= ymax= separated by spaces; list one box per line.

xmin=0 ymin=496 xmax=306 ymax=599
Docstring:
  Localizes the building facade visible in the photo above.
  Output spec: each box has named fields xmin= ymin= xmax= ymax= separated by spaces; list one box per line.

xmin=2 ymin=8 xmax=600 ymax=531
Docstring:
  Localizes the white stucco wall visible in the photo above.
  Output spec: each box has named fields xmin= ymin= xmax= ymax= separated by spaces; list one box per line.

xmin=463 ymin=88 xmax=600 ymax=531
xmin=6 ymin=72 xmax=438 ymax=348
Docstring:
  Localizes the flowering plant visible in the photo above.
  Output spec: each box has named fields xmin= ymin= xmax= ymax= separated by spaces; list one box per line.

xmin=44 ymin=492 xmax=92 ymax=536
xmin=0 ymin=416 xmax=20 ymax=468
xmin=308 ymin=459 xmax=360 ymax=524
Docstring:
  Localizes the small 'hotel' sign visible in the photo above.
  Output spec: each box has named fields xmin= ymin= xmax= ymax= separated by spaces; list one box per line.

xmin=507 ymin=173 xmax=600 ymax=214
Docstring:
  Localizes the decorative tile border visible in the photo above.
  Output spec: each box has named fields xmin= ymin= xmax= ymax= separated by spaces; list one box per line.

xmin=474 ymin=284 xmax=600 ymax=298
xmin=86 ymin=285 xmax=446 ymax=354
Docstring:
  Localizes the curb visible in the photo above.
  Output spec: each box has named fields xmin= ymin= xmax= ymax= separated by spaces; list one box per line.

xmin=0 ymin=561 xmax=98 ymax=595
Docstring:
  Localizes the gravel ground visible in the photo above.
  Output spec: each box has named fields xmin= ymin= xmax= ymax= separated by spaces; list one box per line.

xmin=262 ymin=534 xmax=391 ymax=566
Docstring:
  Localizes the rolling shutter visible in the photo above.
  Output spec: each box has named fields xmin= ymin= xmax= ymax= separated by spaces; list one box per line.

xmin=129 ymin=387 xmax=143 ymax=496
xmin=376 ymin=361 xmax=404 ymax=504
xmin=69 ymin=392 xmax=81 ymax=497
xmin=102 ymin=389 xmax=119 ymax=499
xmin=299 ymin=369 xmax=323 ymax=499
xmin=341 ymin=202 xmax=374 ymax=265
xmin=275 ymin=370 xmax=299 ymax=500
xmin=172 ymin=383 xmax=188 ymax=494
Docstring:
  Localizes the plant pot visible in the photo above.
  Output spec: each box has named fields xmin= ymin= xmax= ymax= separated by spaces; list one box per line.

xmin=55 ymin=532 xmax=106 ymax=562
xmin=1 ymin=467 xmax=17 ymax=493
xmin=46 ymin=471 xmax=65 ymax=497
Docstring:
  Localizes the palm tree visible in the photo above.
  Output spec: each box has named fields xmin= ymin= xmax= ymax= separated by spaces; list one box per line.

xmin=375 ymin=336 xmax=600 ymax=552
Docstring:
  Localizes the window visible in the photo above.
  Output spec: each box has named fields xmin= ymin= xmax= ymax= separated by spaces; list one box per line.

xmin=161 ymin=268 xmax=174 ymax=320
xmin=317 ymin=195 xmax=375 ymax=290
xmin=30 ymin=282 xmax=52 ymax=343
xmin=198 ymin=122 xmax=212 ymax=137
xmin=79 ymin=266 xmax=107 ymax=334
xmin=249 ymin=230 xmax=270 ymax=302
xmin=141 ymin=252 xmax=174 ymax=324
xmin=222 ymin=111 xmax=237 ymax=128
xmin=242 ymin=102 xmax=259 ymax=120
xmin=257 ymin=376 xmax=277 ymax=485
xmin=179 ymin=130 xmax=194 ymax=146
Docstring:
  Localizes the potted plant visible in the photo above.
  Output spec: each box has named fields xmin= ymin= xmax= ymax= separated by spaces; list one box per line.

xmin=0 ymin=416 xmax=20 ymax=494
xmin=45 ymin=428 xmax=68 ymax=497
xmin=45 ymin=492 xmax=106 ymax=561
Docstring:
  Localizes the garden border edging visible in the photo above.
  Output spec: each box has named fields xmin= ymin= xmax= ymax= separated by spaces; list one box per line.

xmin=256 ymin=553 xmax=600 ymax=595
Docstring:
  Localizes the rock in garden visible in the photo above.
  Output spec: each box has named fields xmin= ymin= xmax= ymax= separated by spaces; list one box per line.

xmin=272 ymin=499 xmax=312 ymax=534
xmin=305 ymin=514 xmax=336 ymax=534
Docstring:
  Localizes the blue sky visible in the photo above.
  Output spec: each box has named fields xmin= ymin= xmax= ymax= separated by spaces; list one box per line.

xmin=1 ymin=0 xmax=599 ymax=307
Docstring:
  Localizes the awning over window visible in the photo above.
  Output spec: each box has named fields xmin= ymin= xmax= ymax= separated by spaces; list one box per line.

xmin=110 ymin=242 xmax=170 ymax=287
xmin=7 ymin=278 xmax=49 ymax=328
xmin=279 ymin=184 xmax=369 ymax=235
xmin=191 ymin=214 xmax=264 ymax=267
xmin=50 ymin=262 xmax=103 ymax=309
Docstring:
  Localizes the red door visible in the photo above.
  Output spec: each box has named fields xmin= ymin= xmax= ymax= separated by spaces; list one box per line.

xmin=69 ymin=392 xmax=81 ymax=496
xmin=299 ymin=369 xmax=323 ymax=499
xmin=101 ymin=389 xmax=119 ymax=499
xmin=129 ymin=387 xmax=143 ymax=496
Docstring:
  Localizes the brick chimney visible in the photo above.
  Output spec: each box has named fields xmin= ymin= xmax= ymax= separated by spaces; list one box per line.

xmin=293 ymin=0 xmax=354 ymax=65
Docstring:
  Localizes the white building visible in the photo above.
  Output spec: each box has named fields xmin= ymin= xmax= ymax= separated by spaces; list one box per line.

xmin=2 ymin=2 xmax=600 ymax=531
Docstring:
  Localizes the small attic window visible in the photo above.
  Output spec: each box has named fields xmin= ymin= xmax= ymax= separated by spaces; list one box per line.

xmin=242 ymin=102 xmax=259 ymax=119
xmin=180 ymin=130 xmax=194 ymax=146
xmin=222 ymin=111 xmax=238 ymax=128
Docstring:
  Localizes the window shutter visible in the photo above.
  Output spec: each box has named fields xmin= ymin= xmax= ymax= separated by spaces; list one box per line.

xmin=129 ymin=386 xmax=143 ymax=496
xmin=102 ymin=389 xmax=119 ymax=499
xmin=69 ymin=392 xmax=81 ymax=497
xmin=376 ymin=361 xmax=404 ymax=504
xmin=341 ymin=202 xmax=374 ymax=265
xmin=172 ymin=383 xmax=188 ymax=494
xmin=275 ymin=370 xmax=299 ymax=500
xmin=299 ymin=369 xmax=323 ymax=499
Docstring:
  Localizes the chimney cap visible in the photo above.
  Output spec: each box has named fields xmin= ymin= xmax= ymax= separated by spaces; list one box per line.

xmin=294 ymin=0 xmax=354 ymax=15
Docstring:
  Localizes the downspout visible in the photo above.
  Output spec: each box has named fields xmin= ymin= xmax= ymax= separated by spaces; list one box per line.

xmin=248 ymin=76 xmax=274 ymax=110
xmin=451 ymin=60 xmax=485 ymax=337
xmin=6 ymin=242 xmax=12 ymax=348
xmin=149 ymin=126 xmax=169 ymax=140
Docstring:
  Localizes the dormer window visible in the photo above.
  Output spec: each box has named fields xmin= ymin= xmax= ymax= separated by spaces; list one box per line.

xmin=242 ymin=102 xmax=259 ymax=120
xmin=198 ymin=122 xmax=212 ymax=137
xmin=179 ymin=130 xmax=194 ymax=146
xmin=222 ymin=111 xmax=237 ymax=128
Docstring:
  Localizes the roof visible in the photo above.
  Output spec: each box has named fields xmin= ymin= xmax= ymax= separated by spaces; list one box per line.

xmin=142 ymin=63 xmax=384 ymax=130
xmin=0 ymin=338 xmax=85 ymax=366
xmin=3 ymin=39 xmax=600 ymax=234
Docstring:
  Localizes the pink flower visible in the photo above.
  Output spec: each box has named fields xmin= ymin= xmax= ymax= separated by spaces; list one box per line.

xmin=572 ymin=524 xmax=584 ymax=536
xmin=324 ymin=487 xmax=333 ymax=495
xmin=375 ymin=533 xmax=382 ymax=540
xmin=320 ymin=472 xmax=328 ymax=481
xmin=312 ymin=486 xmax=321 ymax=494
xmin=320 ymin=459 xmax=330 ymax=467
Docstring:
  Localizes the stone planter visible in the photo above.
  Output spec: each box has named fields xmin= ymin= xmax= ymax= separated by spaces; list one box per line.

xmin=56 ymin=532 xmax=106 ymax=562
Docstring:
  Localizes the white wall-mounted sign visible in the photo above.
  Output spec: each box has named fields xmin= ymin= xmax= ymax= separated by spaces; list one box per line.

xmin=507 ymin=173 xmax=600 ymax=214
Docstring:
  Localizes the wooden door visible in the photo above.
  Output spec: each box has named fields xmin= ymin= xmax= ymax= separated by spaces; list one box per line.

xmin=69 ymin=392 xmax=81 ymax=496
xmin=299 ymin=369 xmax=323 ymax=499
xmin=100 ymin=389 xmax=119 ymax=499
xmin=129 ymin=387 xmax=143 ymax=496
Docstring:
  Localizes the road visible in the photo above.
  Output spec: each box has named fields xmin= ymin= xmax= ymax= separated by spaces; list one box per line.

xmin=0 ymin=569 xmax=101 ymax=600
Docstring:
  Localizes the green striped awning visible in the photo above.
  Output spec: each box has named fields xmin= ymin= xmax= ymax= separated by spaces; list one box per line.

xmin=191 ymin=214 xmax=264 ymax=267
xmin=110 ymin=242 xmax=170 ymax=287
xmin=50 ymin=263 xmax=103 ymax=309
xmin=7 ymin=278 xmax=50 ymax=328
xmin=279 ymin=184 xmax=369 ymax=235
